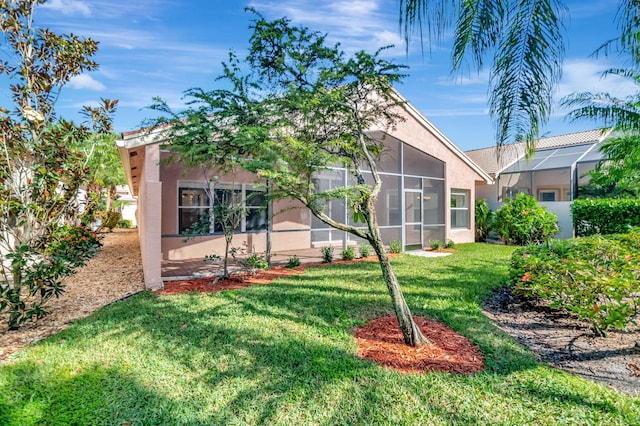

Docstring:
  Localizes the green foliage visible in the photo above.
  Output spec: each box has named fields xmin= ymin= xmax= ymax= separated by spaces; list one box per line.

xmin=358 ymin=244 xmax=371 ymax=258
xmin=2 ymin=244 xmax=638 ymax=423
xmin=494 ymin=193 xmax=559 ymax=245
xmin=510 ymin=229 xmax=640 ymax=335
xmin=474 ymin=199 xmax=493 ymax=242
xmin=285 ymin=255 xmax=301 ymax=268
xmin=321 ymin=246 xmax=334 ymax=263
xmin=389 ymin=240 xmax=402 ymax=254
xmin=149 ymin=11 xmax=429 ymax=346
xmin=572 ymin=198 xmax=640 ymax=236
xmin=575 ymin=134 xmax=640 ymax=199
xmin=400 ymin=0 xmax=564 ymax=150
xmin=1 ymin=225 xmax=101 ymax=329
xmin=429 ymin=239 xmax=442 ymax=250
xmin=242 ymin=253 xmax=268 ymax=270
xmin=116 ymin=219 xmax=134 ymax=229
xmin=101 ymin=210 xmax=122 ymax=232
xmin=0 ymin=2 xmax=115 ymax=329
xmin=341 ymin=246 xmax=356 ymax=261
xmin=445 ymin=239 xmax=455 ymax=249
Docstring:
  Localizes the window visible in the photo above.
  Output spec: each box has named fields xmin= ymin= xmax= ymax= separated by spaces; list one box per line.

xmin=178 ymin=188 xmax=210 ymax=234
xmin=538 ymin=190 xmax=557 ymax=202
xmin=450 ymin=189 xmax=469 ymax=229
xmin=177 ymin=184 xmax=267 ymax=234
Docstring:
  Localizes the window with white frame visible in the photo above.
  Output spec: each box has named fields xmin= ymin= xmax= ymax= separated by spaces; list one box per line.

xmin=450 ymin=189 xmax=469 ymax=229
xmin=178 ymin=183 xmax=267 ymax=234
xmin=178 ymin=187 xmax=210 ymax=234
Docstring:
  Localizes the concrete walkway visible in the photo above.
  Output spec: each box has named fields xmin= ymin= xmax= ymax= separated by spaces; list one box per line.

xmin=162 ymin=247 xmax=450 ymax=281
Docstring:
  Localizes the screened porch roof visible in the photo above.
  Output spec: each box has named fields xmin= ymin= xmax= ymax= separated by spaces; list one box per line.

xmin=500 ymin=141 xmax=606 ymax=174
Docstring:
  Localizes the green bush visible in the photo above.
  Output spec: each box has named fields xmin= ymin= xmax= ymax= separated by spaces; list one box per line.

xmin=389 ymin=240 xmax=402 ymax=254
xmin=1 ymin=225 xmax=102 ymax=329
xmin=429 ymin=239 xmax=442 ymax=250
xmin=475 ymin=198 xmax=493 ymax=242
xmin=341 ymin=246 xmax=356 ymax=260
xmin=445 ymin=239 xmax=455 ymax=249
xmin=117 ymin=218 xmax=134 ymax=229
xmin=285 ymin=255 xmax=301 ymax=268
xmin=510 ymin=228 xmax=640 ymax=335
xmin=321 ymin=246 xmax=334 ymax=263
xmin=572 ymin=198 xmax=640 ymax=236
xmin=101 ymin=210 xmax=122 ymax=231
xmin=494 ymin=193 xmax=559 ymax=245
xmin=358 ymin=244 xmax=371 ymax=258
xmin=242 ymin=253 xmax=268 ymax=270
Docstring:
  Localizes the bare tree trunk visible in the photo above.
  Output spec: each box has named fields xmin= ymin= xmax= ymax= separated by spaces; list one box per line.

xmin=367 ymin=211 xmax=431 ymax=347
xmin=223 ymin=235 xmax=231 ymax=279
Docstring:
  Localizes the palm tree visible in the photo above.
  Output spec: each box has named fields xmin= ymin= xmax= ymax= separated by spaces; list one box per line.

xmin=399 ymin=0 xmax=640 ymax=150
xmin=562 ymin=68 xmax=640 ymax=132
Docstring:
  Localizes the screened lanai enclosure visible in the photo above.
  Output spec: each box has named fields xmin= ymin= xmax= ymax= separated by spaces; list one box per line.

xmin=497 ymin=141 xmax=607 ymax=202
xmin=310 ymin=133 xmax=446 ymax=250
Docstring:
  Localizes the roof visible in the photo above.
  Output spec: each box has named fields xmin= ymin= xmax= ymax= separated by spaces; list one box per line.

xmin=465 ymin=128 xmax=612 ymax=176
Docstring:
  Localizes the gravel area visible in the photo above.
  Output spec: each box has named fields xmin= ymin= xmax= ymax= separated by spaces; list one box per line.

xmin=0 ymin=229 xmax=145 ymax=362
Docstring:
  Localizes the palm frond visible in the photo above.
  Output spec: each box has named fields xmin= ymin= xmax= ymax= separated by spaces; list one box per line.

xmin=452 ymin=0 xmax=504 ymax=72
xmin=489 ymin=0 xmax=566 ymax=151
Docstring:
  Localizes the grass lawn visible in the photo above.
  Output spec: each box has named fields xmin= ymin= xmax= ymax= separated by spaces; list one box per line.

xmin=1 ymin=243 xmax=638 ymax=425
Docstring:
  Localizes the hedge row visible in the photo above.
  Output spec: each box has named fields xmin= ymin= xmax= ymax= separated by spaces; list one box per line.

xmin=510 ymin=228 xmax=640 ymax=336
xmin=572 ymin=198 xmax=640 ymax=236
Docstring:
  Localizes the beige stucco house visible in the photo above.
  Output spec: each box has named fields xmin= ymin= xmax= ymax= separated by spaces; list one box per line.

xmin=117 ymin=92 xmax=491 ymax=289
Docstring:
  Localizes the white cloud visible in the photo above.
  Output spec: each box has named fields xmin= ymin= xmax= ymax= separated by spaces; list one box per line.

xmin=247 ymin=0 xmax=410 ymax=55
xmin=68 ymin=74 xmax=106 ymax=91
xmin=40 ymin=0 xmax=91 ymax=17
xmin=555 ymin=58 xmax=638 ymax=100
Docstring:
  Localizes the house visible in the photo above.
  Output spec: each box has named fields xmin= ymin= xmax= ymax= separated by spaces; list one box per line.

xmin=466 ymin=128 xmax=612 ymax=238
xmin=117 ymin=92 xmax=492 ymax=290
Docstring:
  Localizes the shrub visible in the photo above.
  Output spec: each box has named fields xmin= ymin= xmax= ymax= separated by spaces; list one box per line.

xmin=242 ymin=253 xmax=268 ymax=270
xmin=1 ymin=225 xmax=102 ymax=329
xmin=475 ymin=198 xmax=493 ymax=242
xmin=101 ymin=210 xmax=122 ymax=231
xmin=389 ymin=240 xmax=402 ymax=254
xmin=572 ymin=198 xmax=640 ymax=236
xmin=445 ymin=239 xmax=455 ymax=249
xmin=341 ymin=246 xmax=356 ymax=260
xmin=117 ymin=218 xmax=134 ymax=229
xmin=321 ymin=246 xmax=334 ymax=263
xmin=359 ymin=244 xmax=371 ymax=258
xmin=285 ymin=255 xmax=301 ymax=268
xmin=494 ymin=193 xmax=559 ymax=245
xmin=429 ymin=239 xmax=442 ymax=250
xmin=510 ymin=228 xmax=640 ymax=336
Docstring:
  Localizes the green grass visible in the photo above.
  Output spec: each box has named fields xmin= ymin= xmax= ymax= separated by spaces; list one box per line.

xmin=1 ymin=243 xmax=638 ymax=425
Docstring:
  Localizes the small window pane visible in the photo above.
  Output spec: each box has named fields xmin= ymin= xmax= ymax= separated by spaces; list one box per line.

xmin=179 ymin=188 xmax=208 ymax=207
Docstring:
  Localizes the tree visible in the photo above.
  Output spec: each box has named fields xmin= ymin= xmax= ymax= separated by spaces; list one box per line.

xmin=399 ymin=0 xmax=640 ymax=150
xmin=0 ymin=0 xmax=116 ymax=329
xmin=78 ymin=132 xmax=127 ymax=213
xmin=150 ymin=12 xmax=430 ymax=347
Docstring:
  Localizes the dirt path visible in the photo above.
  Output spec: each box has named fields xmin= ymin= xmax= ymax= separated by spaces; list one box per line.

xmin=0 ymin=229 xmax=145 ymax=362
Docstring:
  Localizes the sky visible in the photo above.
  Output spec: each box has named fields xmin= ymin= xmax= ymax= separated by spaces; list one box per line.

xmin=10 ymin=0 xmax=636 ymax=151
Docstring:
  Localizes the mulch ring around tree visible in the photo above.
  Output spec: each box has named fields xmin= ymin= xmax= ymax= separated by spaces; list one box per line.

xmin=154 ymin=260 xmax=485 ymax=375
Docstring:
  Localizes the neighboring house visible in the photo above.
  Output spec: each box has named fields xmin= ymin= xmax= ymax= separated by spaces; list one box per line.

xmin=115 ymin=184 xmax=138 ymax=228
xmin=466 ymin=128 xmax=612 ymax=238
xmin=117 ymin=92 xmax=491 ymax=290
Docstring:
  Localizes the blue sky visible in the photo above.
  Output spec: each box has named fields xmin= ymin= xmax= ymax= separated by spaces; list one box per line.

xmin=25 ymin=0 xmax=635 ymax=151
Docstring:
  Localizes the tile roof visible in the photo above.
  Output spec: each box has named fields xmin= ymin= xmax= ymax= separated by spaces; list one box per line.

xmin=465 ymin=128 xmax=611 ymax=176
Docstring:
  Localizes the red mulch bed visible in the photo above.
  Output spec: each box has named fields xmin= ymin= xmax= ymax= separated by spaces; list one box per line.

xmin=354 ymin=315 xmax=484 ymax=374
xmin=155 ymin=260 xmax=484 ymax=375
